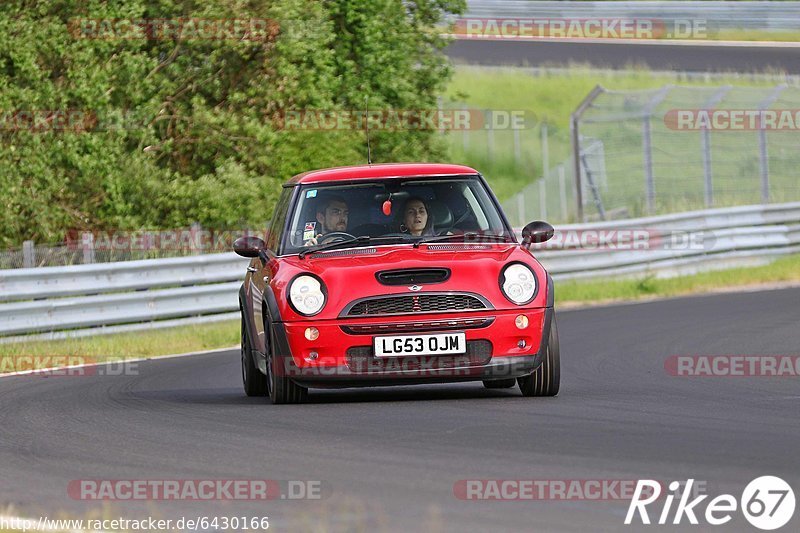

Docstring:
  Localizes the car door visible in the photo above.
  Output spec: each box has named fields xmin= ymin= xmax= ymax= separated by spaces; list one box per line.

xmin=250 ymin=187 xmax=293 ymax=353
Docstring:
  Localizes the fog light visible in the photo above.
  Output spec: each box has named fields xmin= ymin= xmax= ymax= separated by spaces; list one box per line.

xmin=517 ymin=340 xmax=527 ymax=349
xmin=515 ymin=315 xmax=529 ymax=329
xmin=305 ymin=327 xmax=319 ymax=341
xmin=309 ymin=351 xmax=319 ymax=360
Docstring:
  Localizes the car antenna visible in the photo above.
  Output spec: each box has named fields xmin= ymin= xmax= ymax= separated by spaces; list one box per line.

xmin=364 ymin=96 xmax=372 ymax=165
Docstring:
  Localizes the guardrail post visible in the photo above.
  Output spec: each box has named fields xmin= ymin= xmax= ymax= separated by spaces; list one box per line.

xmin=23 ymin=240 xmax=35 ymax=268
xmin=81 ymin=232 xmax=95 ymax=264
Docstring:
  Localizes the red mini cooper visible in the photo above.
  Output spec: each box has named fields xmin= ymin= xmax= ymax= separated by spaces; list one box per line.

xmin=234 ymin=163 xmax=559 ymax=403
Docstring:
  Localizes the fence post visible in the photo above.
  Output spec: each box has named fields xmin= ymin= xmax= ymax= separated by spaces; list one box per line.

xmin=641 ymin=85 xmax=673 ymax=215
xmin=571 ymin=85 xmax=604 ymax=223
xmin=642 ymin=116 xmax=655 ymax=214
xmin=81 ymin=232 xmax=95 ymax=264
xmin=516 ymin=193 xmax=526 ymax=227
xmin=758 ymin=127 xmax=770 ymax=203
xmin=190 ymin=222 xmax=202 ymax=255
xmin=541 ymin=123 xmax=549 ymax=181
xmin=558 ymin=164 xmax=568 ymax=221
xmin=700 ymin=86 xmax=732 ymax=208
xmin=701 ymin=126 xmax=713 ymax=207
xmin=539 ymin=179 xmax=547 ymax=221
xmin=23 ymin=240 xmax=35 ymax=268
xmin=757 ymin=84 xmax=786 ymax=204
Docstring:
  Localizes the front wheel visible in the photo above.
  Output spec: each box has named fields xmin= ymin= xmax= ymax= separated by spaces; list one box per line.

xmin=241 ymin=316 xmax=267 ymax=397
xmin=518 ymin=315 xmax=560 ymax=397
xmin=266 ymin=323 xmax=308 ymax=404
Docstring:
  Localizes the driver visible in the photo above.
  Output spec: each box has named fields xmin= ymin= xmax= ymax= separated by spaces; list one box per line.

xmin=304 ymin=194 xmax=349 ymax=246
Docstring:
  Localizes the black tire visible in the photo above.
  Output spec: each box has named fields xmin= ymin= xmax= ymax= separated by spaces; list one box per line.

xmin=241 ymin=315 xmax=268 ymax=397
xmin=518 ymin=315 xmax=560 ymax=397
xmin=482 ymin=378 xmax=517 ymax=389
xmin=266 ymin=321 xmax=308 ymax=405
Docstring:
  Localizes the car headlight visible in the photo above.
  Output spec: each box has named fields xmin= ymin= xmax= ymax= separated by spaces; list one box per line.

xmin=288 ymin=274 xmax=327 ymax=316
xmin=500 ymin=263 xmax=537 ymax=305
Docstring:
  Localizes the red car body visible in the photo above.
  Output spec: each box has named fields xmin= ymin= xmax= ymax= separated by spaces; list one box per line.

xmin=236 ymin=163 xmax=559 ymax=403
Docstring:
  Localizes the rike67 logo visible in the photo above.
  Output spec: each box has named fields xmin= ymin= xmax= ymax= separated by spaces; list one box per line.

xmin=626 ymin=477 xmax=795 ymax=530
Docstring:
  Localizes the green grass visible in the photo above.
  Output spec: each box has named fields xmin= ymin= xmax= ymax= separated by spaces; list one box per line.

xmin=2 ymin=255 xmax=799 ymax=366
xmin=0 ymin=319 xmax=238 ymax=371
xmin=556 ymin=253 xmax=800 ymax=305
xmin=444 ymin=66 xmax=796 ymax=221
xmin=714 ymin=29 xmax=800 ymax=42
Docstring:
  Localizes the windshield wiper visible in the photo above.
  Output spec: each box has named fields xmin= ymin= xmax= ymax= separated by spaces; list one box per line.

xmin=413 ymin=232 xmax=513 ymax=249
xmin=299 ymin=235 xmax=371 ymax=259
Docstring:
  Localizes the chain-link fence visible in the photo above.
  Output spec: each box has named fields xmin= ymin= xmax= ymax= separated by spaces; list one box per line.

xmin=503 ymin=83 xmax=800 ymax=224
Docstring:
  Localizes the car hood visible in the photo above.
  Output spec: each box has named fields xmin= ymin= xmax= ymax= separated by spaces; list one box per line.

xmin=273 ymin=243 xmax=550 ymax=321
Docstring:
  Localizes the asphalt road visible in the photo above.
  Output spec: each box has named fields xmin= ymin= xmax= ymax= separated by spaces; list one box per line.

xmin=1 ymin=288 xmax=798 ymax=532
xmin=446 ymin=39 xmax=800 ymax=74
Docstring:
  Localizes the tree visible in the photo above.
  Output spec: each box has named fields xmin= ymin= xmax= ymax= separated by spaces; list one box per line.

xmin=0 ymin=0 xmax=465 ymax=247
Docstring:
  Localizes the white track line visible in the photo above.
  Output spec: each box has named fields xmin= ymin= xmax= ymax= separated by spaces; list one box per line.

xmin=0 ymin=346 xmax=237 ymax=379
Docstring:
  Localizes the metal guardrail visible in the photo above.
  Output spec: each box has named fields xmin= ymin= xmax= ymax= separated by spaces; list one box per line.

xmin=0 ymin=202 xmax=798 ymax=339
xmin=464 ymin=1 xmax=800 ymax=32
xmin=533 ymin=202 xmax=800 ymax=279
xmin=0 ymin=253 xmax=246 ymax=302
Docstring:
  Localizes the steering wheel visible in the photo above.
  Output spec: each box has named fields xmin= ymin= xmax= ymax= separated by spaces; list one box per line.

xmin=318 ymin=231 xmax=356 ymax=244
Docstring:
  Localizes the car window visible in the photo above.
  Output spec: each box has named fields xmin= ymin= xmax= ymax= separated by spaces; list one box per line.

xmin=266 ymin=188 xmax=292 ymax=253
xmin=282 ymin=176 xmax=512 ymax=254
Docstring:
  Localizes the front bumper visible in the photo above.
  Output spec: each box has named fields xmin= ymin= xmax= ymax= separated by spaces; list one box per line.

xmin=269 ymin=308 xmax=553 ymax=388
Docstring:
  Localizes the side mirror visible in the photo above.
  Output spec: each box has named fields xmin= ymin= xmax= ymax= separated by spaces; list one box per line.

xmin=521 ymin=221 xmax=555 ymax=248
xmin=233 ymin=236 xmax=266 ymax=258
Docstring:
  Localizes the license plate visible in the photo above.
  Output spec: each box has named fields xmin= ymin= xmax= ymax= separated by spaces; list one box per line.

xmin=373 ymin=332 xmax=466 ymax=357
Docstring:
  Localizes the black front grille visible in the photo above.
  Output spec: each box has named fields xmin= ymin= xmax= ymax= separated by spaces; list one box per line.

xmin=346 ymin=340 xmax=493 ymax=372
xmin=340 ymin=317 xmax=494 ymax=335
xmin=344 ymin=293 xmax=489 ymax=317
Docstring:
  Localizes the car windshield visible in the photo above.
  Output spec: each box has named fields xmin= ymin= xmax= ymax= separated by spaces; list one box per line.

xmin=281 ymin=175 xmax=514 ymax=255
